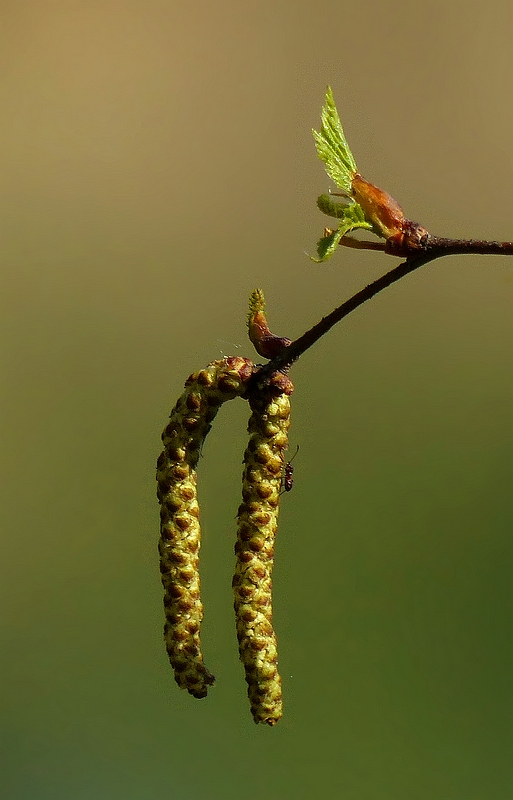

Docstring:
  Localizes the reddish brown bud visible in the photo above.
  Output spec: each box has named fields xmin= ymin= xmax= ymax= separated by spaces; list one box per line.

xmin=351 ymin=173 xmax=406 ymax=240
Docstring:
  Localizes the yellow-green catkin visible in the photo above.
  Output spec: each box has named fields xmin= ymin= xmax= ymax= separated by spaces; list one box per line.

xmin=233 ymin=373 xmax=293 ymax=724
xmin=157 ymin=356 xmax=254 ymax=699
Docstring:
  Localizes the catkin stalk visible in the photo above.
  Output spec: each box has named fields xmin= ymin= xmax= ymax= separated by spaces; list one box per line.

xmin=233 ymin=373 xmax=293 ymax=724
xmin=157 ymin=357 xmax=254 ymax=698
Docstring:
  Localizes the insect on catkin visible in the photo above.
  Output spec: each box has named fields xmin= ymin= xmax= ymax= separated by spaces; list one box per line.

xmin=233 ymin=372 xmax=293 ymax=725
xmin=281 ymin=445 xmax=299 ymax=494
xmin=157 ymin=356 xmax=254 ymax=699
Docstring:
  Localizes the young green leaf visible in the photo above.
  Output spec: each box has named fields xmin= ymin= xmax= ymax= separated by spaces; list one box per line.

xmin=313 ymin=86 xmax=357 ymax=194
xmin=316 ymin=193 xmax=351 ymax=219
xmin=312 ymin=201 xmax=374 ymax=262
xmin=314 ymin=226 xmax=347 ymax=262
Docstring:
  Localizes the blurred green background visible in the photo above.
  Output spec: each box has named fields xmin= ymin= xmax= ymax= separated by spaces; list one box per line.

xmin=1 ymin=1 xmax=512 ymax=798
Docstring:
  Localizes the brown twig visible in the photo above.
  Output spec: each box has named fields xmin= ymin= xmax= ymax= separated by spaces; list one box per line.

xmin=252 ymin=233 xmax=513 ymax=388
xmin=420 ymin=236 xmax=513 ymax=258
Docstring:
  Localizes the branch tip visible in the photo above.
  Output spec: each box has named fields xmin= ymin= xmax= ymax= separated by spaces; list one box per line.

xmin=247 ymin=289 xmax=292 ymax=360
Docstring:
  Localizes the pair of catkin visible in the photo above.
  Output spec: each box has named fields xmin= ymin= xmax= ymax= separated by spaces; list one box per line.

xmin=156 ymin=356 xmax=292 ymax=724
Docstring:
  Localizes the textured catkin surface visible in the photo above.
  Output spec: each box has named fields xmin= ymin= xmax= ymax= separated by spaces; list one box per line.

xmin=233 ymin=375 xmax=293 ymax=724
xmin=156 ymin=357 xmax=254 ymax=699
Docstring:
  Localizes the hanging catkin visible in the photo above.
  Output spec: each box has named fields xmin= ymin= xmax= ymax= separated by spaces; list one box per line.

xmin=233 ymin=372 xmax=293 ymax=724
xmin=157 ymin=356 xmax=254 ymax=698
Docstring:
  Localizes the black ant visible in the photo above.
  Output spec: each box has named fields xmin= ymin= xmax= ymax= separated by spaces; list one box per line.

xmin=280 ymin=445 xmax=299 ymax=494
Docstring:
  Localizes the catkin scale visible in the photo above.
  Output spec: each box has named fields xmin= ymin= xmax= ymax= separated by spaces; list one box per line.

xmin=157 ymin=357 xmax=254 ymax=699
xmin=233 ymin=374 xmax=293 ymax=725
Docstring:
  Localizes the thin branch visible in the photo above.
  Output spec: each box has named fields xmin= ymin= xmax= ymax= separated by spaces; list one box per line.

xmin=340 ymin=234 xmax=513 ymax=258
xmin=423 ymin=236 xmax=513 ymax=258
xmin=252 ymin=254 xmax=428 ymax=388
xmin=252 ymin=234 xmax=513 ymax=389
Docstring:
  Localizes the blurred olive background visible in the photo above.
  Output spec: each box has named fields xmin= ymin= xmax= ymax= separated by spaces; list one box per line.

xmin=1 ymin=1 xmax=512 ymax=798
